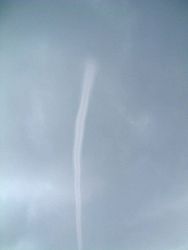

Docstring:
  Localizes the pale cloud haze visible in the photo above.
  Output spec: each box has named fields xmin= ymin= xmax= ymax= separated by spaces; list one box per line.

xmin=0 ymin=0 xmax=188 ymax=250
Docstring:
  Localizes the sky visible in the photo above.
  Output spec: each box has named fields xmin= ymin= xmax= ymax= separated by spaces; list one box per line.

xmin=0 ymin=0 xmax=188 ymax=250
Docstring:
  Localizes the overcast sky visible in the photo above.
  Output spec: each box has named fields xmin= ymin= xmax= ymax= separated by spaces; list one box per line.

xmin=0 ymin=0 xmax=188 ymax=250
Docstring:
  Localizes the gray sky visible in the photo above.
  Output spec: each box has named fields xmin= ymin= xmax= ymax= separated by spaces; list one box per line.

xmin=0 ymin=0 xmax=188 ymax=250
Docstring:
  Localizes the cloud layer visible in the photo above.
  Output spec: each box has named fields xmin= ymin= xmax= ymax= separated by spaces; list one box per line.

xmin=0 ymin=0 xmax=188 ymax=250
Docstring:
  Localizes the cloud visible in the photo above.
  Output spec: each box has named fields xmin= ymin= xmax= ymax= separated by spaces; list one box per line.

xmin=0 ymin=0 xmax=188 ymax=250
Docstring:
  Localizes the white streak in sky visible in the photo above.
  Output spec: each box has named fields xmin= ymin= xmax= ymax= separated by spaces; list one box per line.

xmin=73 ymin=60 xmax=97 ymax=250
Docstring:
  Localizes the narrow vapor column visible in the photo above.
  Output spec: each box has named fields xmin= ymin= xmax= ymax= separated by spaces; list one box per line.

xmin=73 ymin=60 xmax=97 ymax=250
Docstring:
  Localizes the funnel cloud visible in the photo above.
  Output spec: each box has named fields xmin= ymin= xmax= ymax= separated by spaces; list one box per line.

xmin=73 ymin=60 xmax=97 ymax=250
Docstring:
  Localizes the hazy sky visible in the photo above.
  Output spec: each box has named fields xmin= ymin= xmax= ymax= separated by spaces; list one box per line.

xmin=0 ymin=0 xmax=188 ymax=250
